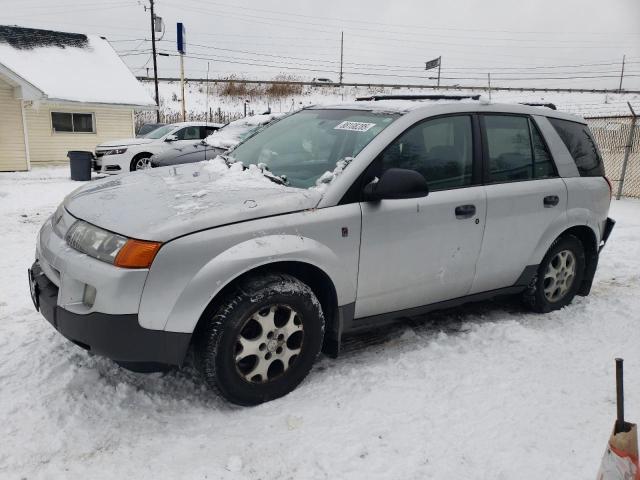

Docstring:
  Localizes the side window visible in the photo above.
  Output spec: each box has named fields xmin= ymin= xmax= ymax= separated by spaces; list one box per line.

xmin=204 ymin=126 xmax=218 ymax=137
xmin=548 ymin=117 xmax=605 ymax=177
xmin=379 ymin=115 xmax=473 ymax=191
xmin=484 ymin=115 xmax=533 ymax=182
xmin=530 ymin=121 xmax=556 ymax=178
xmin=174 ymin=127 xmax=201 ymax=140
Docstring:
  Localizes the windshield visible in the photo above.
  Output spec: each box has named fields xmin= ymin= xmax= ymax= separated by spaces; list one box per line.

xmin=142 ymin=124 xmax=176 ymax=139
xmin=229 ymin=109 xmax=398 ymax=188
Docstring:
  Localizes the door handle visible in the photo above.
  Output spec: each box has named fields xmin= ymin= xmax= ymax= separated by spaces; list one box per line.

xmin=455 ymin=204 xmax=476 ymax=219
xmin=543 ymin=195 xmax=560 ymax=208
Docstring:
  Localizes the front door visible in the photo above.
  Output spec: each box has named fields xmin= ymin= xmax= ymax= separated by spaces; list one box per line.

xmin=355 ymin=115 xmax=487 ymax=319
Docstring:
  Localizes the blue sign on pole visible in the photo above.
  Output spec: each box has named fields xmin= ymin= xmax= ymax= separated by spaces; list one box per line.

xmin=177 ymin=22 xmax=186 ymax=54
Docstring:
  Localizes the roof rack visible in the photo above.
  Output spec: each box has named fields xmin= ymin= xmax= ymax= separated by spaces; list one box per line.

xmin=519 ymin=102 xmax=557 ymax=110
xmin=355 ymin=94 xmax=481 ymax=102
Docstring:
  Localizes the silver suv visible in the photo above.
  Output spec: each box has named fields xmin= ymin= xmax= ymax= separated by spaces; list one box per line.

xmin=29 ymin=99 xmax=615 ymax=405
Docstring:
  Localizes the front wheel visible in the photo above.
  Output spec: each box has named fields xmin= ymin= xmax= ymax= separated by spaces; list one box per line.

xmin=130 ymin=154 xmax=152 ymax=171
xmin=195 ymin=273 xmax=325 ymax=406
xmin=523 ymin=234 xmax=585 ymax=313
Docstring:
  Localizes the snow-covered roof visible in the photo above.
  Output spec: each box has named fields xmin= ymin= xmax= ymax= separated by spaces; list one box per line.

xmin=0 ymin=25 xmax=155 ymax=108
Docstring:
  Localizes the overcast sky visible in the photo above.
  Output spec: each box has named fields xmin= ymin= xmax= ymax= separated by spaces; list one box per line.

xmin=3 ymin=0 xmax=640 ymax=90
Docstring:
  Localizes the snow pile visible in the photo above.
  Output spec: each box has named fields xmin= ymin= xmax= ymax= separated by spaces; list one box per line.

xmin=3 ymin=167 xmax=640 ymax=479
xmin=205 ymin=113 xmax=284 ymax=150
xmin=0 ymin=34 xmax=154 ymax=106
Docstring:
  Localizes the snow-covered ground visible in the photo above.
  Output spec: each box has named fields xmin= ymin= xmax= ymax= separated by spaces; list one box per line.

xmin=2 ymin=166 xmax=640 ymax=479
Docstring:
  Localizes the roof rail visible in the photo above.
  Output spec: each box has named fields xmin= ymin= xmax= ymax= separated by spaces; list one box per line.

xmin=519 ymin=102 xmax=557 ymax=110
xmin=355 ymin=94 xmax=481 ymax=102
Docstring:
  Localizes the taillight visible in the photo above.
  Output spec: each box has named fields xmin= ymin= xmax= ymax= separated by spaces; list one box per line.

xmin=604 ymin=176 xmax=613 ymax=198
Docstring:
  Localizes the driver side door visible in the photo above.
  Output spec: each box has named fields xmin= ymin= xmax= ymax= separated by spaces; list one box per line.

xmin=355 ymin=114 xmax=487 ymax=319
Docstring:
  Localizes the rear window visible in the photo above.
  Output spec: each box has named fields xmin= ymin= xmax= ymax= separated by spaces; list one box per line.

xmin=548 ymin=118 xmax=604 ymax=177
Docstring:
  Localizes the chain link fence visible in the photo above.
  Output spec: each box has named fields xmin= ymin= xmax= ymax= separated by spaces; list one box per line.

xmin=586 ymin=113 xmax=640 ymax=198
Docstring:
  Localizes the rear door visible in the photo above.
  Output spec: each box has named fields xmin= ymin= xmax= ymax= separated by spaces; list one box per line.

xmin=355 ymin=114 xmax=487 ymax=319
xmin=470 ymin=114 xmax=567 ymax=294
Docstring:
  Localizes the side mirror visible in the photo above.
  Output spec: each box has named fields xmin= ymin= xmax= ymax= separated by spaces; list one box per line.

xmin=363 ymin=168 xmax=429 ymax=201
xmin=165 ymin=134 xmax=178 ymax=142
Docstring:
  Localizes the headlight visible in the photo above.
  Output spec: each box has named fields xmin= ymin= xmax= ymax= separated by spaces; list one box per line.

xmin=65 ymin=221 xmax=127 ymax=264
xmin=65 ymin=220 xmax=162 ymax=268
xmin=105 ymin=148 xmax=127 ymax=155
xmin=51 ymin=204 xmax=67 ymax=238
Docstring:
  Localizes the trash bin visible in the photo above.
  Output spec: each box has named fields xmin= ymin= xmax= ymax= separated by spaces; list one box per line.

xmin=67 ymin=151 xmax=93 ymax=181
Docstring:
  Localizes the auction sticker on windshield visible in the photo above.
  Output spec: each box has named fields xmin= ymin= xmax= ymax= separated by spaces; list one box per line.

xmin=334 ymin=121 xmax=376 ymax=132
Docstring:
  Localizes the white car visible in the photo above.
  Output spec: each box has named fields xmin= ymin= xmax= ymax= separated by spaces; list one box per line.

xmin=94 ymin=122 xmax=223 ymax=173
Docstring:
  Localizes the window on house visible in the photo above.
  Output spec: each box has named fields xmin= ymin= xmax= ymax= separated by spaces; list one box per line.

xmin=51 ymin=112 xmax=95 ymax=133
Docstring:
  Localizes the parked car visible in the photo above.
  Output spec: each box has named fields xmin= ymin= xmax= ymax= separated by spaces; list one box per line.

xmin=94 ymin=122 xmax=223 ymax=173
xmin=150 ymin=113 xmax=283 ymax=168
xmin=30 ymin=99 xmax=614 ymax=406
xmin=136 ymin=122 xmax=166 ymax=137
xmin=312 ymin=77 xmax=334 ymax=84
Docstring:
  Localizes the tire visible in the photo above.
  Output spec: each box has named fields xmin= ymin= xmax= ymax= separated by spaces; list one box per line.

xmin=195 ymin=273 xmax=325 ymax=406
xmin=130 ymin=154 xmax=152 ymax=171
xmin=523 ymin=234 xmax=585 ymax=313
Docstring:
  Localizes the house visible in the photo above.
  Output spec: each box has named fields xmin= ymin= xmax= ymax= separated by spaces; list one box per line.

xmin=0 ymin=25 xmax=156 ymax=171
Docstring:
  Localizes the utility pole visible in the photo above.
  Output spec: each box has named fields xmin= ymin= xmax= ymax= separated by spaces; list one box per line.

xmin=437 ymin=56 xmax=441 ymax=88
xmin=487 ymin=72 xmax=492 ymax=101
xmin=149 ymin=0 xmax=160 ymax=122
xmin=179 ymin=53 xmax=186 ymax=121
xmin=619 ymin=54 xmax=626 ymax=93
xmin=177 ymin=22 xmax=187 ymax=121
xmin=339 ymin=31 xmax=344 ymax=85
xmin=205 ymin=62 xmax=210 ymax=122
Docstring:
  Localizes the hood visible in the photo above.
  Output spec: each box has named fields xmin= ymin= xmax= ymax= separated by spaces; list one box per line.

xmin=97 ymin=138 xmax=155 ymax=148
xmin=64 ymin=159 xmax=323 ymax=242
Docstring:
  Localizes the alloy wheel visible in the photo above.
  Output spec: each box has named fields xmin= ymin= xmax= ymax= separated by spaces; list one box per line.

xmin=543 ymin=249 xmax=577 ymax=302
xmin=234 ymin=304 xmax=304 ymax=383
xmin=135 ymin=157 xmax=151 ymax=170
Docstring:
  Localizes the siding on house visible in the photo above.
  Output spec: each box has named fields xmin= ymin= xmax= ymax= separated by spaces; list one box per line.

xmin=23 ymin=103 xmax=135 ymax=166
xmin=0 ymin=77 xmax=28 ymax=171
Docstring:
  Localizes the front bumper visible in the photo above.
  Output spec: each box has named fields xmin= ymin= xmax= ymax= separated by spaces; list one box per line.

xmin=94 ymin=151 xmax=129 ymax=174
xmin=29 ymin=260 xmax=190 ymax=367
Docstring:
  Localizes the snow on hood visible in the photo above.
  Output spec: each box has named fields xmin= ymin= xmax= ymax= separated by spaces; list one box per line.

xmin=205 ymin=113 xmax=282 ymax=150
xmin=96 ymin=138 xmax=155 ymax=148
xmin=64 ymin=158 xmax=322 ymax=242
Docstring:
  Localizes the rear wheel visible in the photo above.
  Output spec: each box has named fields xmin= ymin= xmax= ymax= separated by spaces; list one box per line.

xmin=195 ymin=273 xmax=324 ymax=406
xmin=523 ymin=235 xmax=585 ymax=313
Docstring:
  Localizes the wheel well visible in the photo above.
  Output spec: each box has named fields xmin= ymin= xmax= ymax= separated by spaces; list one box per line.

xmin=193 ymin=261 xmax=339 ymax=352
xmin=557 ymin=225 xmax=598 ymax=295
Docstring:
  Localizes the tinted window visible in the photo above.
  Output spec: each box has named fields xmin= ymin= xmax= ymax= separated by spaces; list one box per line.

xmin=175 ymin=126 xmax=202 ymax=140
xmin=485 ymin=115 xmax=533 ymax=182
xmin=549 ymin=117 xmax=604 ymax=176
xmin=530 ymin=122 xmax=556 ymax=178
xmin=379 ymin=115 xmax=473 ymax=190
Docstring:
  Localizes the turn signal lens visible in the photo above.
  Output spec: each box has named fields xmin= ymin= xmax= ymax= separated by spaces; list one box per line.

xmin=114 ymin=239 xmax=162 ymax=268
